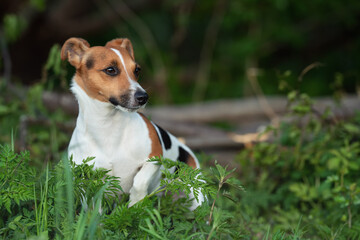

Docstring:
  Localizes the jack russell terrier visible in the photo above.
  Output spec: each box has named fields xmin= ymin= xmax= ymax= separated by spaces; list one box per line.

xmin=61 ymin=37 xmax=205 ymax=209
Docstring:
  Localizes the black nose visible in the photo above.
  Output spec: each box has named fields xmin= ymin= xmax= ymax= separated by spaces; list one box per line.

xmin=135 ymin=91 xmax=148 ymax=105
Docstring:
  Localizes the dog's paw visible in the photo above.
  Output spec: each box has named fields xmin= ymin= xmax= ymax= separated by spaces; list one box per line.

xmin=128 ymin=187 xmax=147 ymax=207
xmin=128 ymin=199 xmax=136 ymax=208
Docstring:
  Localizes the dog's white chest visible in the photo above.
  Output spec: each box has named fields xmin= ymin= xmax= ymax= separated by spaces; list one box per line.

xmin=68 ymin=91 xmax=152 ymax=192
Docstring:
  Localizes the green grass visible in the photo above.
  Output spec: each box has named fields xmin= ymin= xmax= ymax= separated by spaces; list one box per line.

xmin=1 ymin=80 xmax=360 ymax=239
xmin=0 ymin=150 xmax=244 ymax=239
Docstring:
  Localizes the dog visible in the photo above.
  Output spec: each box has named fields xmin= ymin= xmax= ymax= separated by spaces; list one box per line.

xmin=61 ymin=37 xmax=205 ymax=209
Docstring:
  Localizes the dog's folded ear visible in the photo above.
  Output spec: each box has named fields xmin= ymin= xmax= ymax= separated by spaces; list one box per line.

xmin=105 ymin=38 xmax=135 ymax=60
xmin=61 ymin=38 xmax=90 ymax=68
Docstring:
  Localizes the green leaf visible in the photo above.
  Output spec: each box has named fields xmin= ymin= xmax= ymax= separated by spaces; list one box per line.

xmin=0 ymin=105 xmax=10 ymax=115
xmin=343 ymin=123 xmax=360 ymax=134
xmin=327 ymin=157 xmax=340 ymax=170
xmin=30 ymin=0 xmax=46 ymax=11
xmin=287 ymin=90 xmax=297 ymax=101
xmin=225 ymin=177 xmax=245 ymax=192
xmin=3 ymin=14 xmax=27 ymax=43
xmin=222 ymin=192 xmax=237 ymax=203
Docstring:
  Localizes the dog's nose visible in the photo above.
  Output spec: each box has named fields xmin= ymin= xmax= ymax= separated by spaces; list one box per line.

xmin=135 ymin=91 xmax=148 ymax=105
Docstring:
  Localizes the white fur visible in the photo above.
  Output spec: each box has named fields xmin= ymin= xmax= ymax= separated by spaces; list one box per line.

xmin=69 ymin=80 xmax=204 ymax=208
xmin=109 ymin=48 xmax=146 ymax=112
xmin=69 ymin=80 xmax=158 ymax=194
xmin=152 ymin=125 xmax=205 ymax=210
xmin=68 ymin=47 xmax=204 ymax=209
xmin=110 ymin=48 xmax=144 ymax=92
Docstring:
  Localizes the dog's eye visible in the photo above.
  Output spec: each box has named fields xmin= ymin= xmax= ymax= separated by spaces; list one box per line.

xmin=134 ymin=65 xmax=141 ymax=78
xmin=103 ymin=66 xmax=119 ymax=76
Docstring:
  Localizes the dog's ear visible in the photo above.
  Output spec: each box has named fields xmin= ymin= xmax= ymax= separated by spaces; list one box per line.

xmin=105 ymin=38 xmax=135 ymax=60
xmin=61 ymin=38 xmax=90 ymax=68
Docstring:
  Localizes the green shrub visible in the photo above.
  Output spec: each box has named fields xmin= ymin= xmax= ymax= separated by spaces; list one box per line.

xmin=1 ymin=84 xmax=360 ymax=239
xmin=235 ymin=91 xmax=360 ymax=239
xmin=0 ymin=146 xmax=244 ymax=239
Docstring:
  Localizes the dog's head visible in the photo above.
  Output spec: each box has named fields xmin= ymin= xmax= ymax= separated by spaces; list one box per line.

xmin=61 ymin=38 xmax=148 ymax=112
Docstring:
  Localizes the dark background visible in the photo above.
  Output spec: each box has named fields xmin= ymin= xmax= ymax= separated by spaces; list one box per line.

xmin=1 ymin=0 xmax=360 ymax=105
xmin=2 ymin=2 xmax=360 ymax=238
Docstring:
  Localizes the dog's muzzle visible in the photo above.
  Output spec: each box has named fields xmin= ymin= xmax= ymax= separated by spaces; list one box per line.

xmin=109 ymin=89 xmax=148 ymax=112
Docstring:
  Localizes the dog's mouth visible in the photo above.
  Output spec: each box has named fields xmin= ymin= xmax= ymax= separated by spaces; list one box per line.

xmin=108 ymin=96 xmax=146 ymax=112
xmin=115 ymin=105 xmax=142 ymax=112
xmin=109 ymin=97 xmax=122 ymax=106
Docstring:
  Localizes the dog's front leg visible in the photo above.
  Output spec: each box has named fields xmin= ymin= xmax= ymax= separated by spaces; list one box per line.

xmin=129 ymin=161 xmax=160 ymax=207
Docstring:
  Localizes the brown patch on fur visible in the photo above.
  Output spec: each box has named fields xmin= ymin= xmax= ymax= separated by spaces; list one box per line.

xmin=105 ymin=38 xmax=135 ymax=60
xmin=178 ymin=146 xmax=198 ymax=169
xmin=61 ymin=38 xmax=141 ymax=104
xmin=73 ymin=46 xmax=132 ymax=103
xmin=138 ymin=113 xmax=163 ymax=159
xmin=187 ymin=155 xmax=197 ymax=169
xmin=61 ymin=38 xmax=90 ymax=68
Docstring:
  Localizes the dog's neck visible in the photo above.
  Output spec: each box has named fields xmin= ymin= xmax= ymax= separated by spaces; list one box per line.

xmin=70 ymin=77 xmax=137 ymax=142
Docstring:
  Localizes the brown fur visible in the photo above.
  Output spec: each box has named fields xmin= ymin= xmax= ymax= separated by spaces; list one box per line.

xmin=61 ymin=38 xmax=140 ymax=104
xmin=61 ymin=38 xmax=140 ymax=102
xmin=61 ymin=38 xmax=90 ymax=69
xmin=138 ymin=113 xmax=163 ymax=159
xmin=106 ymin=38 xmax=135 ymax=60
xmin=62 ymin=38 xmax=196 ymax=169
xmin=74 ymin=47 xmax=131 ymax=102
xmin=186 ymin=155 xmax=197 ymax=169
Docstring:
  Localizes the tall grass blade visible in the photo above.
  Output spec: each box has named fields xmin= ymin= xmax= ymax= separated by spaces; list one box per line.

xmin=10 ymin=129 xmax=14 ymax=152
xmin=54 ymin=163 xmax=65 ymax=238
xmin=87 ymin=183 xmax=109 ymax=240
xmin=63 ymin=157 xmax=74 ymax=234
xmin=74 ymin=208 xmax=86 ymax=240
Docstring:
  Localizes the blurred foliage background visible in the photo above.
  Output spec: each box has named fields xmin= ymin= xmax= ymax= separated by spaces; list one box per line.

xmin=2 ymin=1 xmax=360 ymax=238
xmin=1 ymin=0 xmax=360 ymax=104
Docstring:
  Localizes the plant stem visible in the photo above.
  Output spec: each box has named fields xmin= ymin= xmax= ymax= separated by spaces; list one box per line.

xmin=146 ymin=176 xmax=182 ymax=199
xmin=207 ymin=226 xmax=215 ymax=240
xmin=208 ymin=181 xmax=222 ymax=225
xmin=146 ymin=186 xmax=166 ymax=199
xmin=347 ymin=202 xmax=352 ymax=228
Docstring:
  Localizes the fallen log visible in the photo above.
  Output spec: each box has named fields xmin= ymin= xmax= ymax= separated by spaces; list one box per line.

xmin=183 ymin=132 xmax=270 ymax=150
xmin=42 ymin=91 xmax=360 ymax=124
xmin=37 ymin=91 xmax=360 ymax=164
